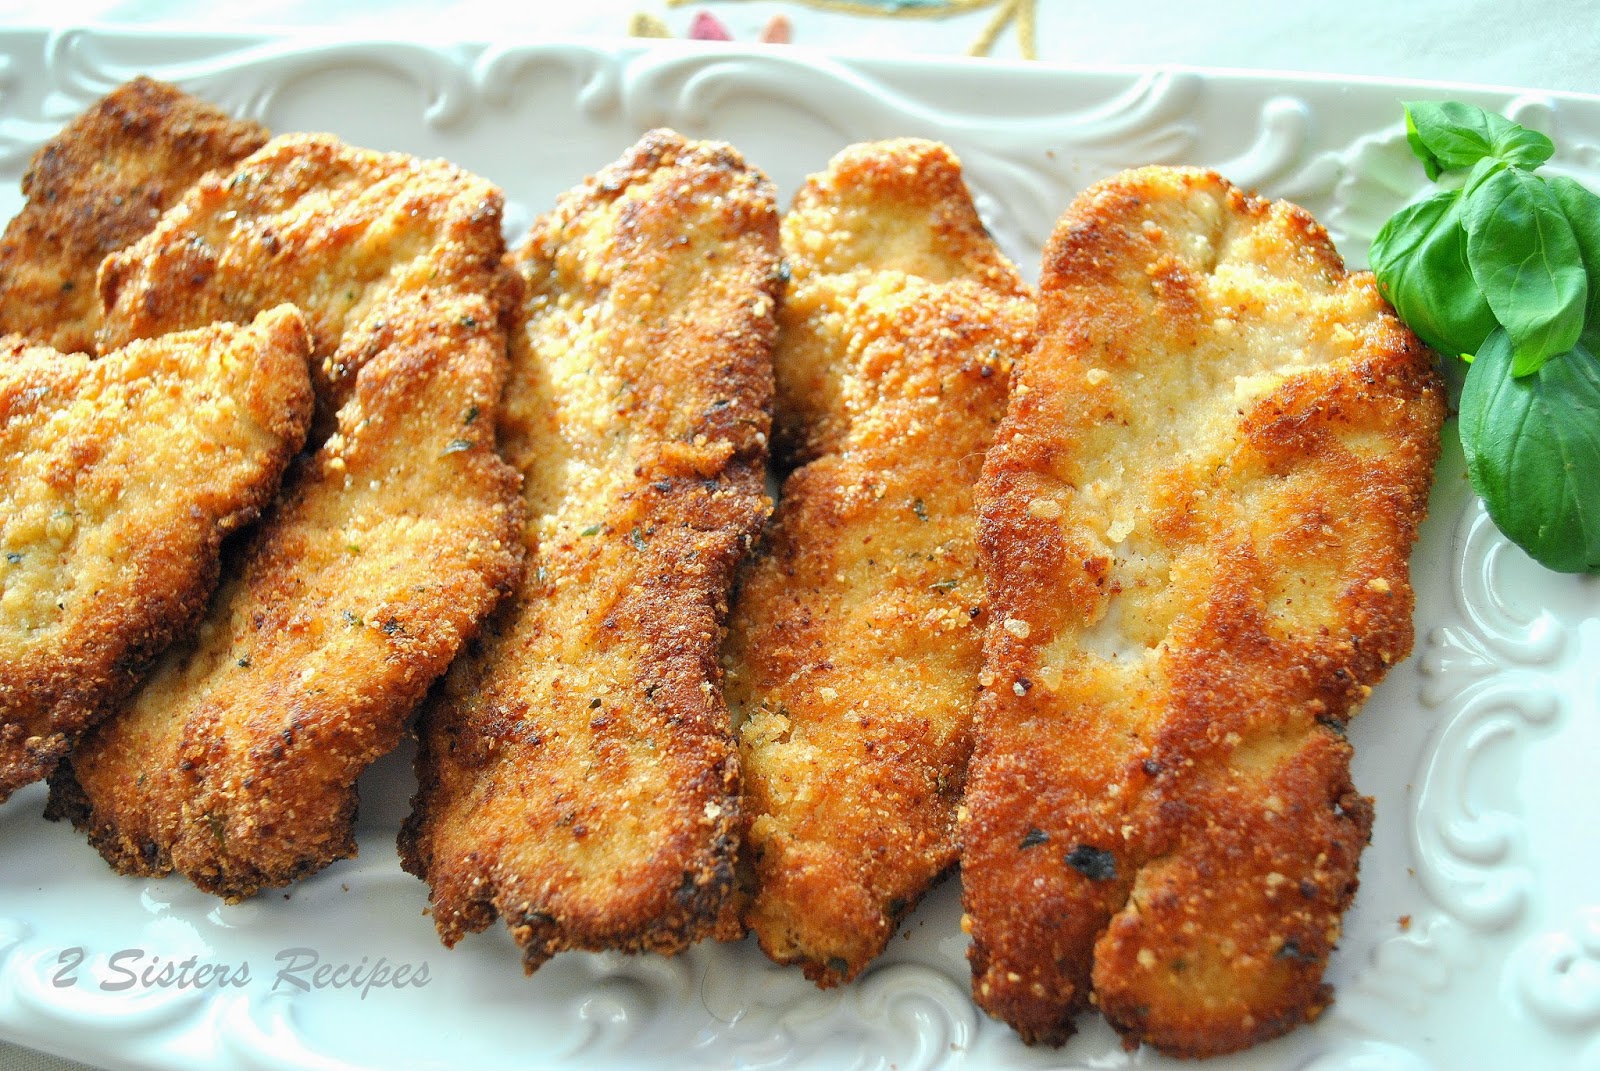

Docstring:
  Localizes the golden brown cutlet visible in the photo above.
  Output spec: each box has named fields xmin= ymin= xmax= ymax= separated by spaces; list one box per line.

xmin=0 ymin=77 xmax=267 ymax=353
xmin=399 ymin=130 xmax=781 ymax=968
xmin=0 ymin=306 xmax=312 ymax=801
xmin=723 ymin=139 xmax=1033 ymax=986
xmin=46 ymin=135 xmax=523 ymax=900
xmin=96 ymin=132 xmax=515 ymax=433
xmin=961 ymin=166 xmax=1445 ymax=1056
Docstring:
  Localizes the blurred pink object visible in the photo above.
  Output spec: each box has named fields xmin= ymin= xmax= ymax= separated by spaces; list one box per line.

xmin=688 ymin=10 xmax=733 ymax=40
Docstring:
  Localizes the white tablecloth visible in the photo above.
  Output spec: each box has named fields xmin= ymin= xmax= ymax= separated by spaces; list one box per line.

xmin=2 ymin=3 xmax=1595 ymax=1069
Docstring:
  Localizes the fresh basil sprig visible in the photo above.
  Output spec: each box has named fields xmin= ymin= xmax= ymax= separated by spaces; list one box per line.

xmin=1404 ymin=100 xmax=1554 ymax=180
xmin=1371 ymin=100 xmax=1600 ymax=573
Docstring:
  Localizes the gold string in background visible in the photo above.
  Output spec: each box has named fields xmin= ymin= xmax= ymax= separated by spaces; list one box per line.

xmin=663 ymin=0 xmax=1039 ymax=59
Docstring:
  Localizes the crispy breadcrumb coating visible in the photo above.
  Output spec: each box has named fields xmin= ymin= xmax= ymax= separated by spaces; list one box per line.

xmin=962 ymin=166 xmax=1445 ymax=1056
xmin=48 ymin=136 xmax=522 ymax=899
xmin=725 ymin=139 xmax=1033 ymax=986
xmin=96 ymin=132 xmax=514 ymax=433
xmin=0 ymin=77 xmax=267 ymax=353
xmin=401 ymin=130 xmax=781 ymax=969
xmin=0 ymin=306 xmax=312 ymax=800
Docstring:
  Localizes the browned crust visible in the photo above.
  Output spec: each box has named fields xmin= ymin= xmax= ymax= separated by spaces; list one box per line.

xmin=47 ymin=139 xmax=524 ymax=900
xmin=768 ymin=139 xmax=1025 ymax=467
xmin=725 ymin=139 xmax=1033 ymax=986
xmin=962 ymin=166 xmax=1445 ymax=1056
xmin=0 ymin=306 xmax=313 ymax=800
xmin=399 ymin=130 xmax=781 ymax=969
xmin=0 ymin=77 xmax=268 ymax=353
xmin=96 ymin=131 xmax=516 ymax=433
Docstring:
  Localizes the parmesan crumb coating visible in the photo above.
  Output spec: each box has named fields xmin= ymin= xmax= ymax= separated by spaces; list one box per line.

xmin=962 ymin=166 xmax=1445 ymax=1056
xmin=0 ymin=306 xmax=312 ymax=799
xmin=0 ymin=77 xmax=267 ymax=354
xmin=726 ymin=139 xmax=1034 ymax=986
xmin=400 ymin=130 xmax=782 ymax=969
xmin=49 ymin=136 xmax=523 ymax=900
xmin=96 ymin=132 xmax=516 ymax=435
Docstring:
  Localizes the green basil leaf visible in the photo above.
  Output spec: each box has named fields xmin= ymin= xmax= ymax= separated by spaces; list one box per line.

xmin=1404 ymin=105 xmax=1447 ymax=182
xmin=1460 ymin=154 xmax=1508 ymax=198
xmin=1464 ymin=167 xmax=1587 ymax=375
xmin=1548 ymin=174 xmax=1600 ymax=329
xmin=1370 ymin=190 xmax=1498 ymax=357
xmin=1404 ymin=100 xmax=1556 ymax=178
xmin=1460 ymin=329 xmax=1600 ymax=573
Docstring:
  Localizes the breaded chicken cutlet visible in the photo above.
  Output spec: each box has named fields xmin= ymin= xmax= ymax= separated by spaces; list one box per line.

xmin=723 ymin=140 xmax=1033 ymax=985
xmin=95 ymin=133 xmax=514 ymax=432
xmin=0 ymin=306 xmax=312 ymax=801
xmin=961 ymin=166 xmax=1445 ymax=1056
xmin=0 ymin=77 xmax=267 ymax=353
xmin=47 ymin=135 xmax=523 ymax=899
xmin=400 ymin=131 xmax=781 ymax=969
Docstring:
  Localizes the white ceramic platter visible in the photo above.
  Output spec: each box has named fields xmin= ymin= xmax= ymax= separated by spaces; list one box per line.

xmin=2 ymin=28 xmax=1599 ymax=1071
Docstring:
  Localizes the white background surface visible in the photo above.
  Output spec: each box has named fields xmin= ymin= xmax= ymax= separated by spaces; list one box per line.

xmin=2 ymin=4 xmax=1597 ymax=1070
xmin=0 ymin=1 xmax=1598 ymax=94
